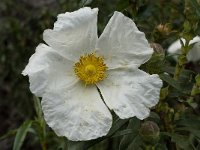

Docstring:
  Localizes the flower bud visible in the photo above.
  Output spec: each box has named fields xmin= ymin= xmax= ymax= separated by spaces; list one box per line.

xmin=195 ymin=74 xmax=200 ymax=87
xmin=160 ymin=87 xmax=169 ymax=100
xmin=141 ymin=43 xmax=165 ymax=74
xmin=156 ymin=24 xmax=174 ymax=36
xmin=139 ymin=121 xmax=160 ymax=145
xmin=150 ymin=43 xmax=164 ymax=55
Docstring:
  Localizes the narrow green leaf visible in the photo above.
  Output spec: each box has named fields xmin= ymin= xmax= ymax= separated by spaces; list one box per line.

xmin=176 ymin=117 xmax=200 ymax=129
xmin=13 ymin=120 xmax=32 ymax=150
xmin=125 ymin=135 xmax=143 ymax=150
xmin=161 ymin=66 xmax=195 ymax=78
xmin=33 ymin=96 xmax=43 ymax=120
xmin=197 ymin=143 xmax=200 ymax=149
xmin=0 ymin=129 xmax=17 ymax=141
xmin=160 ymin=74 xmax=182 ymax=91
xmin=31 ymin=120 xmax=45 ymax=142
xmin=117 ymin=0 xmax=129 ymax=11
xmin=119 ymin=118 xmax=140 ymax=150
xmin=163 ymin=133 xmax=193 ymax=150
xmin=176 ymin=127 xmax=200 ymax=139
xmin=79 ymin=0 xmax=93 ymax=6
xmin=155 ymin=144 xmax=168 ymax=150
xmin=33 ymin=96 xmax=47 ymax=142
xmin=148 ymin=112 xmax=160 ymax=123
xmin=112 ymin=129 xmax=133 ymax=138
xmin=189 ymin=0 xmax=200 ymax=17
xmin=159 ymin=73 xmax=192 ymax=94
xmin=107 ymin=118 xmax=129 ymax=137
xmin=67 ymin=138 xmax=103 ymax=150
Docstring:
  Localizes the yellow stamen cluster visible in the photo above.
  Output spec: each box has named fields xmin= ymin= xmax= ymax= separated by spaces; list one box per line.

xmin=74 ymin=53 xmax=107 ymax=85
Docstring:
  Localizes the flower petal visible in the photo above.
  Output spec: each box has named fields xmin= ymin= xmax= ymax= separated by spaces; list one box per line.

xmin=43 ymin=7 xmax=98 ymax=61
xmin=167 ymin=36 xmax=200 ymax=62
xmin=42 ymin=82 xmax=112 ymax=141
xmin=96 ymin=11 xmax=153 ymax=69
xmin=97 ymin=69 xmax=162 ymax=120
xmin=22 ymin=43 xmax=76 ymax=97
xmin=187 ymin=42 xmax=200 ymax=62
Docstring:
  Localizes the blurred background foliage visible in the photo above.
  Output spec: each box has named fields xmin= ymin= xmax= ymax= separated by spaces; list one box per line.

xmin=0 ymin=0 xmax=200 ymax=150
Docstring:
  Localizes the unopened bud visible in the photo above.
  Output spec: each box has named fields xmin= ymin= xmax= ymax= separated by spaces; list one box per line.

xmin=160 ymin=87 xmax=169 ymax=100
xmin=150 ymin=43 xmax=165 ymax=55
xmin=195 ymin=74 xmax=200 ymax=87
xmin=139 ymin=121 xmax=160 ymax=145
xmin=156 ymin=24 xmax=173 ymax=36
xmin=142 ymin=43 xmax=165 ymax=74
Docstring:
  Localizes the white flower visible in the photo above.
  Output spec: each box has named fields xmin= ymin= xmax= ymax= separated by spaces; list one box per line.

xmin=167 ymin=36 xmax=200 ymax=62
xmin=22 ymin=7 xmax=162 ymax=141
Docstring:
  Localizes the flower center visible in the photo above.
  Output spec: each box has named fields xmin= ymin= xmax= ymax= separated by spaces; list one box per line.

xmin=85 ymin=65 xmax=96 ymax=75
xmin=74 ymin=53 xmax=107 ymax=85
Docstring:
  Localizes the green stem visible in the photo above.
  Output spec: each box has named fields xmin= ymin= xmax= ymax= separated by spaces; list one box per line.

xmin=186 ymin=74 xmax=200 ymax=109
xmin=33 ymin=96 xmax=47 ymax=150
xmin=41 ymin=119 xmax=47 ymax=150
xmin=160 ymin=39 xmax=191 ymax=103
xmin=41 ymin=142 xmax=46 ymax=150
xmin=173 ymin=39 xmax=190 ymax=80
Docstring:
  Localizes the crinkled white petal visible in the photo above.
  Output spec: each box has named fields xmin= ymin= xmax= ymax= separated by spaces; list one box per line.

xmin=96 ymin=11 xmax=153 ymax=69
xmin=97 ymin=69 xmax=162 ymax=120
xmin=187 ymin=42 xmax=200 ymax=62
xmin=167 ymin=36 xmax=200 ymax=62
xmin=22 ymin=44 xmax=76 ymax=97
xmin=43 ymin=7 xmax=98 ymax=61
xmin=42 ymin=82 xmax=112 ymax=141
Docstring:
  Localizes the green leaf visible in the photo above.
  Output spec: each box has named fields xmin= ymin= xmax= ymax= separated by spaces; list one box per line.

xmin=159 ymin=73 xmax=192 ymax=94
xmin=13 ymin=120 xmax=32 ymax=150
xmin=117 ymin=0 xmax=129 ymax=11
xmin=160 ymin=73 xmax=182 ymax=91
xmin=107 ymin=117 xmax=129 ymax=137
xmin=195 ymin=74 xmax=200 ymax=86
xmin=161 ymin=66 xmax=195 ymax=78
xmin=33 ymin=96 xmax=47 ymax=142
xmin=123 ymin=135 xmax=143 ymax=150
xmin=119 ymin=118 xmax=141 ymax=150
xmin=0 ymin=129 xmax=17 ymax=141
xmin=33 ymin=96 xmax=43 ymax=120
xmin=162 ymin=130 xmax=196 ymax=150
xmin=189 ymin=0 xmax=200 ymax=18
xmin=112 ymin=129 xmax=133 ymax=138
xmin=163 ymin=133 xmax=193 ymax=150
xmin=197 ymin=143 xmax=200 ymax=149
xmin=79 ymin=0 xmax=93 ymax=6
xmin=31 ymin=120 xmax=45 ymax=143
xmin=155 ymin=144 xmax=168 ymax=150
xmin=176 ymin=127 xmax=200 ymax=139
xmin=67 ymin=138 xmax=103 ymax=150
xmin=176 ymin=115 xmax=200 ymax=130
xmin=147 ymin=112 xmax=160 ymax=123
